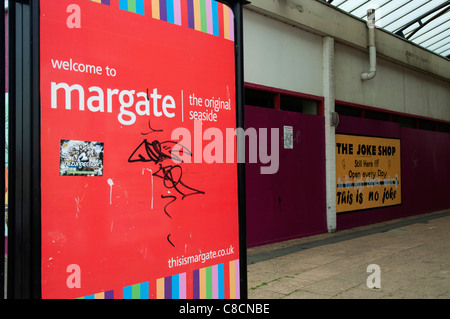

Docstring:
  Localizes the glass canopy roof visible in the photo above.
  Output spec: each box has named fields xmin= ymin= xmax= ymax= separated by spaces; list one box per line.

xmin=319 ymin=0 xmax=450 ymax=59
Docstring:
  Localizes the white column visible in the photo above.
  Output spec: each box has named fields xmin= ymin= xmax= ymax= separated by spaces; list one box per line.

xmin=323 ymin=36 xmax=337 ymax=233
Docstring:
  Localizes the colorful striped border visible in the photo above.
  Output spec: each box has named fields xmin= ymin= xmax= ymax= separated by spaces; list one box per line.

xmin=229 ymin=259 xmax=240 ymax=299
xmin=78 ymin=289 xmax=114 ymax=299
xmin=76 ymin=260 xmax=240 ymax=299
xmin=88 ymin=0 xmax=234 ymax=40
xmin=90 ymin=0 xmax=111 ymax=5
xmin=193 ymin=264 xmax=224 ymax=299
xmin=156 ymin=273 xmax=187 ymax=299
xmin=193 ymin=259 xmax=239 ymax=299
xmin=123 ymin=281 xmax=150 ymax=299
xmin=182 ymin=0 xmax=234 ymax=40
xmin=119 ymin=0 xmax=145 ymax=15
xmin=79 ymin=281 xmax=149 ymax=299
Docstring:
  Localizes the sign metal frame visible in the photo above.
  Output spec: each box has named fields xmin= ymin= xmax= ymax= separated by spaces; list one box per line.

xmin=7 ymin=0 xmax=248 ymax=299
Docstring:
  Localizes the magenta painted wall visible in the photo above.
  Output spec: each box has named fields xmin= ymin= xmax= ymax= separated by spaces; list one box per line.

xmin=245 ymin=106 xmax=327 ymax=247
xmin=400 ymin=127 xmax=450 ymax=214
xmin=336 ymin=115 xmax=450 ymax=230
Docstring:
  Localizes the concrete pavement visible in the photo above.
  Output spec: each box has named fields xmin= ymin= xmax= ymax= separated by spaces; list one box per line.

xmin=247 ymin=209 xmax=450 ymax=299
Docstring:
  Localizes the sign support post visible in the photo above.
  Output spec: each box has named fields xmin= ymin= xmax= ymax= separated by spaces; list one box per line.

xmin=7 ymin=0 xmax=42 ymax=299
xmin=226 ymin=0 xmax=249 ymax=300
xmin=1 ymin=0 xmax=6 ymax=300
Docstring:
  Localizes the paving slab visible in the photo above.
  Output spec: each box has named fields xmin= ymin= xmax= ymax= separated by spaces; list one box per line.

xmin=247 ymin=210 xmax=450 ymax=299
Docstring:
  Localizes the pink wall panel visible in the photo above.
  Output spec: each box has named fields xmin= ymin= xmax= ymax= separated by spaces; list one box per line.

xmin=245 ymin=106 xmax=327 ymax=247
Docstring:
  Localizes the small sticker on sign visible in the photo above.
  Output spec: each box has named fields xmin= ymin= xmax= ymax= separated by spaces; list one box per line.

xmin=284 ymin=126 xmax=293 ymax=149
xmin=60 ymin=140 xmax=104 ymax=176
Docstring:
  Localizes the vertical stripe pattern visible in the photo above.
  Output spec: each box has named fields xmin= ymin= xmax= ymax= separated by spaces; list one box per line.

xmin=149 ymin=0 xmax=233 ymax=40
xmin=123 ymin=281 xmax=149 ymax=299
xmin=79 ymin=289 xmax=114 ymax=299
xmin=77 ymin=259 xmax=239 ymax=299
xmin=119 ymin=0 xmax=145 ymax=15
xmin=192 ymin=260 xmax=239 ymax=299
xmin=90 ymin=0 xmax=233 ymax=39
xmin=156 ymin=273 xmax=187 ymax=299
xmin=90 ymin=0 xmax=111 ymax=5
xmin=231 ymin=259 xmax=241 ymax=298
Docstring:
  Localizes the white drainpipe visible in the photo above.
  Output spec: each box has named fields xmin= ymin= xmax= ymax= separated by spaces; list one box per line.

xmin=361 ymin=9 xmax=377 ymax=81
xmin=323 ymin=36 xmax=337 ymax=233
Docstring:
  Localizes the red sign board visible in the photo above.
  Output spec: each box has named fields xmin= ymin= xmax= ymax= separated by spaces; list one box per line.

xmin=40 ymin=0 xmax=240 ymax=299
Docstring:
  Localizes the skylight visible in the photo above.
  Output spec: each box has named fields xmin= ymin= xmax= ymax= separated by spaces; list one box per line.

xmin=320 ymin=0 xmax=450 ymax=59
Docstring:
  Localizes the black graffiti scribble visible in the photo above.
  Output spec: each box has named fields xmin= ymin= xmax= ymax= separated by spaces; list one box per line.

xmin=128 ymin=139 xmax=191 ymax=164
xmin=167 ymin=234 xmax=175 ymax=247
xmin=153 ymin=164 xmax=205 ymax=199
xmin=128 ymin=132 xmax=205 ymax=248
xmin=161 ymin=194 xmax=176 ymax=219
xmin=141 ymin=119 xmax=163 ymax=135
xmin=128 ymin=138 xmax=204 ymax=198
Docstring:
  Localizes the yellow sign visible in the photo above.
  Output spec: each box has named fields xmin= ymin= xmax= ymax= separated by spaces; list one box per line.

xmin=336 ymin=134 xmax=401 ymax=213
